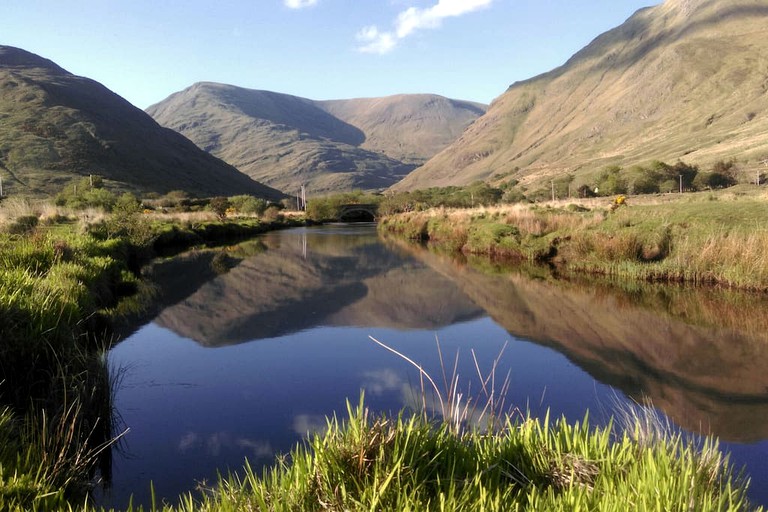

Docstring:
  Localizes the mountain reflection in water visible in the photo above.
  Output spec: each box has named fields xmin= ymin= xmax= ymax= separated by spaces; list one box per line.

xmin=141 ymin=226 xmax=768 ymax=441
xmin=389 ymin=241 xmax=768 ymax=443
xmin=105 ymin=225 xmax=768 ymax=508
xmin=153 ymin=226 xmax=485 ymax=344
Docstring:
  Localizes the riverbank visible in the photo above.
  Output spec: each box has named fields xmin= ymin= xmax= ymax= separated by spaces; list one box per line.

xmin=0 ymin=207 xmax=304 ymax=510
xmin=379 ymin=187 xmax=768 ymax=291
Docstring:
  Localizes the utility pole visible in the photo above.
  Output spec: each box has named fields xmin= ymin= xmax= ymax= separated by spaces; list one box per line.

xmin=551 ymin=180 xmax=555 ymax=202
xmin=679 ymin=174 xmax=683 ymax=194
xmin=0 ymin=175 xmax=3 ymax=198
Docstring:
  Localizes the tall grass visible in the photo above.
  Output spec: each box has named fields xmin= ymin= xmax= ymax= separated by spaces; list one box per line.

xmin=0 ymin=208 xmax=136 ymax=509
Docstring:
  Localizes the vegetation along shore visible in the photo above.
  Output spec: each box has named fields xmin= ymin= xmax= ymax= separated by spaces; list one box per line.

xmin=378 ymin=186 xmax=768 ymax=292
xmin=0 ymin=183 xmax=301 ymax=510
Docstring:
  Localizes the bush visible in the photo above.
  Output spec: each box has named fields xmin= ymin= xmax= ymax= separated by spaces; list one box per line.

xmin=694 ymin=172 xmax=736 ymax=190
xmin=208 ymin=197 xmax=230 ymax=220
xmin=631 ymin=171 xmax=661 ymax=194
xmin=262 ymin=205 xmax=283 ymax=222
xmin=104 ymin=193 xmax=153 ymax=245
xmin=595 ymin=166 xmax=628 ymax=196
xmin=54 ymin=176 xmax=116 ymax=211
xmin=502 ymin=188 xmax=527 ymax=203
xmin=7 ymin=215 xmax=39 ymax=235
xmin=229 ymin=195 xmax=268 ymax=216
xmin=158 ymin=190 xmax=192 ymax=209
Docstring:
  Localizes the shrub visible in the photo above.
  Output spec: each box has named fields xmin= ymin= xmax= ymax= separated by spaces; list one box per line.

xmin=595 ymin=166 xmax=628 ymax=196
xmin=208 ymin=197 xmax=230 ymax=220
xmin=262 ymin=205 xmax=283 ymax=222
xmin=7 ymin=215 xmax=39 ymax=235
xmin=229 ymin=195 xmax=268 ymax=216
xmin=103 ymin=193 xmax=153 ymax=245
xmin=53 ymin=176 xmax=116 ymax=211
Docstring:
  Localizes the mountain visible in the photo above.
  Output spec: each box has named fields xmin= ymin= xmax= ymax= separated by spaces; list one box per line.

xmin=317 ymin=95 xmax=487 ymax=166
xmin=146 ymin=83 xmax=486 ymax=194
xmin=0 ymin=46 xmax=282 ymax=198
xmin=393 ymin=0 xmax=768 ymax=191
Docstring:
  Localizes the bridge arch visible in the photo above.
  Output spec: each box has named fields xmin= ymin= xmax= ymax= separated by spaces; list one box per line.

xmin=338 ymin=204 xmax=378 ymax=222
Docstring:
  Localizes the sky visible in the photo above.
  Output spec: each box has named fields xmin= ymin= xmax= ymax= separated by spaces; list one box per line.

xmin=3 ymin=0 xmax=659 ymax=109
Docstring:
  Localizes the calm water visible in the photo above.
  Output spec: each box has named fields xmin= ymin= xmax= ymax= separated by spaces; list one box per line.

xmin=99 ymin=224 xmax=768 ymax=508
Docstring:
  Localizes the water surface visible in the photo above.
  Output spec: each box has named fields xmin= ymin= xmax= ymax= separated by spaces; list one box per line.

xmin=101 ymin=225 xmax=768 ymax=508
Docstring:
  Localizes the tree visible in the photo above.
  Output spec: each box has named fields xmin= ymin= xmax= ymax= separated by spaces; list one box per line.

xmin=595 ymin=166 xmax=628 ymax=196
xmin=107 ymin=193 xmax=152 ymax=245
xmin=209 ymin=197 xmax=230 ymax=220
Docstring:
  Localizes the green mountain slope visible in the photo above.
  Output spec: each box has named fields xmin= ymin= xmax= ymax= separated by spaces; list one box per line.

xmin=0 ymin=46 xmax=282 ymax=199
xmin=394 ymin=0 xmax=768 ymax=191
xmin=146 ymin=83 xmax=486 ymax=195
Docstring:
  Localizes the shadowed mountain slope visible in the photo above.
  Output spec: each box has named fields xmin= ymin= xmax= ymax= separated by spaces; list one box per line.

xmin=147 ymin=83 xmax=486 ymax=194
xmin=0 ymin=46 xmax=282 ymax=198
xmin=394 ymin=0 xmax=768 ymax=191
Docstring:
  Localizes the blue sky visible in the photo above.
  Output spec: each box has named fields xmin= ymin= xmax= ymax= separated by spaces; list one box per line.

xmin=3 ymin=0 xmax=658 ymax=109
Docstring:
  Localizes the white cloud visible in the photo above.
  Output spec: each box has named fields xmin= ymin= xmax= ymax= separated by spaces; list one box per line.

xmin=356 ymin=26 xmax=397 ymax=54
xmin=357 ymin=0 xmax=493 ymax=54
xmin=284 ymin=0 xmax=318 ymax=9
xmin=292 ymin=414 xmax=329 ymax=436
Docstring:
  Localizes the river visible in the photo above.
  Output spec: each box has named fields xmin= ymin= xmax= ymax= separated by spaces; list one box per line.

xmin=98 ymin=224 xmax=768 ymax=508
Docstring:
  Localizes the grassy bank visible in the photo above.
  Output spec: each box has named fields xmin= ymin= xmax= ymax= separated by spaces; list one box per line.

xmin=80 ymin=397 xmax=758 ymax=511
xmin=0 ymin=198 xmax=304 ymax=510
xmin=379 ymin=187 xmax=768 ymax=291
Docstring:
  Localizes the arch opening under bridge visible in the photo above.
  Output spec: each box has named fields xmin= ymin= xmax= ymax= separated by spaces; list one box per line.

xmin=338 ymin=204 xmax=378 ymax=222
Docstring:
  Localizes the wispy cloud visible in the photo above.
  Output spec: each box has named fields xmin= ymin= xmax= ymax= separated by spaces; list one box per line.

xmin=357 ymin=0 xmax=493 ymax=54
xmin=284 ymin=0 xmax=318 ymax=9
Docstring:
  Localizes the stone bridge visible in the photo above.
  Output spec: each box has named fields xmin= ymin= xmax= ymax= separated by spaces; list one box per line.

xmin=338 ymin=203 xmax=378 ymax=222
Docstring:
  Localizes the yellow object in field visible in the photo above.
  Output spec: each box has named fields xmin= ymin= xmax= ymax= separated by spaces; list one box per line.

xmin=610 ymin=195 xmax=627 ymax=211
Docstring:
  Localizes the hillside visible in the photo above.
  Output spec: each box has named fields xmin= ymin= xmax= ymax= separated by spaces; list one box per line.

xmin=0 ymin=46 xmax=282 ymax=199
xmin=394 ymin=0 xmax=768 ymax=191
xmin=146 ymin=83 xmax=486 ymax=195
xmin=317 ymin=95 xmax=486 ymax=166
